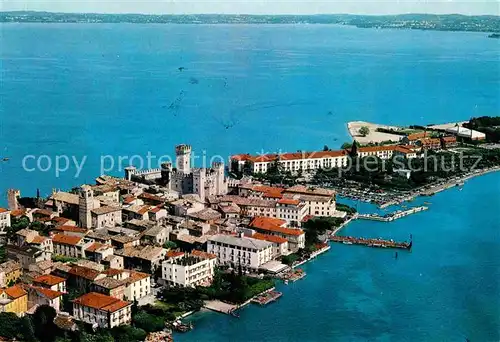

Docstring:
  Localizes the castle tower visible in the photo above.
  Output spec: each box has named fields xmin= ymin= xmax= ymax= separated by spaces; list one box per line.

xmin=175 ymin=144 xmax=192 ymax=174
xmin=160 ymin=162 xmax=172 ymax=188
xmin=124 ymin=166 xmax=137 ymax=181
xmin=193 ymin=168 xmax=206 ymax=201
xmin=79 ymin=185 xmax=94 ymax=229
xmin=7 ymin=189 xmax=20 ymax=210
xmin=212 ymin=161 xmax=227 ymax=195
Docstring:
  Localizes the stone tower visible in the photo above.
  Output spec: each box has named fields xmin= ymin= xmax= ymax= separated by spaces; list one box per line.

xmin=124 ymin=166 xmax=137 ymax=181
xmin=175 ymin=144 xmax=192 ymax=174
xmin=160 ymin=162 xmax=172 ymax=187
xmin=79 ymin=185 xmax=94 ymax=229
xmin=212 ymin=161 xmax=226 ymax=195
xmin=193 ymin=168 xmax=206 ymax=201
xmin=7 ymin=189 xmax=20 ymax=210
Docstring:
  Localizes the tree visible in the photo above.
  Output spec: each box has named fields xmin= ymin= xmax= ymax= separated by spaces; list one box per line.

xmin=359 ymin=126 xmax=370 ymax=137
xmin=20 ymin=316 xmax=37 ymax=342
xmin=349 ymin=140 xmax=359 ymax=157
xmin=33 ymin=304 xmax=59 ymax=342
xmin=163 ymin=241 xmax=177 ymax=249
xmin=0 ymin=312 xmax=20 ymax=339
xmin=323 ymin=145 xmax=330 ymax=151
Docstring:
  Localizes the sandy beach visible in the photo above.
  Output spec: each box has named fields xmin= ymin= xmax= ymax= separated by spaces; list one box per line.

xmin=347 ymin=121 xmax=404 ymax=144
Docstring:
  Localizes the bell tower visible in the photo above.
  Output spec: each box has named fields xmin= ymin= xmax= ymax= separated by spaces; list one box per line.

xmin=79 ymin=185 xmax=94 ymax=229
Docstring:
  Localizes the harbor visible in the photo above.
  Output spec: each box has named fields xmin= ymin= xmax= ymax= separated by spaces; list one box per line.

xmin=358 ymin=206 xmax=428 ymax=222
xmin=329 ymin=235 xmax=412 ymax=250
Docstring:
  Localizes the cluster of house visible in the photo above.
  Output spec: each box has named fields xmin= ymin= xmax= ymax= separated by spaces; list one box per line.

xmin=0 ymin=144 xmax=346 ymax=332
xmin=230 ymin=132 xmax=459 ymax=174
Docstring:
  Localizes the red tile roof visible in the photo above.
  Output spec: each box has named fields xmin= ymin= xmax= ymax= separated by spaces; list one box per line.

xmin=34 ymin=274 xmax=66 ymax=286
xmin=68 ymin=265 xmax=101 ymax=281
xmin=407 ymin=132 xmax=430 ymax=140
xmin=249 ymin=217 xmax=304 ymax=236
xmin=2 ymin=285 xmax=27 ymax=299
xmin=10 ymin=209 xmax=26 ymax=217
xmin=85 ymin=242 xmax=110 ymax=253
xmin=29 ymin=286 xmax=64 ymax=299
xmin=103 ymin=268 xmax=124 ymax=277
xmin=0 ymin=208 xmax=8 ymax=213
xmin=191 ymin=250 xmax=217 ymax=260
xmin=252 ymin=232 xmax=288 ymax=244
xmin=31 ymin=236 xmax=48 ymax=244
xmin=72 ymin=292 xmax=130 ymax=312
xmin=54 ymin=225 xmax=87 ymax=234
xmin=166 ymin=250 xmax=184 ymax=259
xmin=51 ymin=234 xmax=82 ymax=246
xmin=277 ymin=198 xmax=300 ymax=205
xmin=358 ymin=145 xmax=397 ymax=153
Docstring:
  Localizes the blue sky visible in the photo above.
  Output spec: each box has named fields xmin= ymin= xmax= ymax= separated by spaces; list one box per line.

xmin=2 ymin=0 xmax=499 ymax=15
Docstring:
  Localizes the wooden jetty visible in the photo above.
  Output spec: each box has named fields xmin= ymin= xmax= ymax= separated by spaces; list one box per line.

xmin=330 ymin=235 xmax=412 ymax=250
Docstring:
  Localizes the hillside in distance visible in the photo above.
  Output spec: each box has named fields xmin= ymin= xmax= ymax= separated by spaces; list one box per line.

xmin=1 ymin=11 xmax=499 ymax=32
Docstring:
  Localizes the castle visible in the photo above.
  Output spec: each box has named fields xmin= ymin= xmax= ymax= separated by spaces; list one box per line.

xmin=124 ymin=144 xmax=228 ymax=200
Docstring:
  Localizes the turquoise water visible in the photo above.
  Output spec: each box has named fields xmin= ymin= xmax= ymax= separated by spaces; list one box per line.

xmin=177 ymin=173 xmax=500 ymax=342
xmin=0 ymin=24 xmax=499 ymax=200
xmin=1 ymin=24 xmax=499 ymax=341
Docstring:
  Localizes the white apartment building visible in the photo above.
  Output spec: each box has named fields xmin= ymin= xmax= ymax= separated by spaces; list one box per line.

xmin=51 ymin=234 xmax=94 ymax=258
xmin=72 ymin=292 xmax=131 ymax=328
xmin=161 ymin=251 xmax=216 ymax=287
xmin=231 ymin=150 xmax=349 ymax=174
xmin=207 ymin=234 xmax=274 ymax=270
xmin=0 ymin=208 xmax=11 ymax=231
xmin=124 ymin=270 xmax=151 ymax=302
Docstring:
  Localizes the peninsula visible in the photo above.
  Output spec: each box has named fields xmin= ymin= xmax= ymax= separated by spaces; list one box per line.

xmin=1 ymin=12 xmax=499 ymax=33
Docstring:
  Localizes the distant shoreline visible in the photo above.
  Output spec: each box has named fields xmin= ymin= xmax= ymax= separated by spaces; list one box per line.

xmin=1 ymin=12 xmax=499 ymax=33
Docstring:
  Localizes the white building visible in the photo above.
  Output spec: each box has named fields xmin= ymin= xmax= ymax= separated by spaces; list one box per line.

xmin=26 ymin=285 xmax=64 ymax=312
xmin=161 ymin=251 xmax=216 ymax=287
xmin=207 ymin=234 xmax=274 ymax=270
xmin=123 ymin=270 xmax=151 ymax=302
xmin=231 ymin=150 xmax=349 ymax=174
xmin=72 ymin=292 xmax=131 ymax=328
xmin=275 ymin=198 xmax=309 ymax=226
xmin=445 ymin=126 xmax=486 ymax=140
xmin=0 ymin=208 xmax=11 ymax=231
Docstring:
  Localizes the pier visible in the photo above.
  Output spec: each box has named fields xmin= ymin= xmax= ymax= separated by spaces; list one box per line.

xmin=251 ymin=290 xmax=283 ymax=306
xmin=358 ymin=206 xmax=428 ymax=222
xmin=330 ymin=235 xmax=412 ymax=250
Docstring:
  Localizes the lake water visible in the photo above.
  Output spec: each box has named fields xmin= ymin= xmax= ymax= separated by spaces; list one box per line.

xmin=1 ymin=23 xmax=499 ymax=341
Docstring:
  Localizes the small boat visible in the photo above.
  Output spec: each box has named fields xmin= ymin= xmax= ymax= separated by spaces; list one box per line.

xmin=284 ymin=280 xmax=289 ymax=285
xmin=2 ymin=157 xmax=8 ymax=161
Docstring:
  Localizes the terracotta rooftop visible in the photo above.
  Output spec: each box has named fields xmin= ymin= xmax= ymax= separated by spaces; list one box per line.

xmin=1 ymin=285 xmax=27 ymax=299
xmin=54 ymin=225 xmax=88 ymax=234
xmin=10 ymin=209 xmax=26 ymax=217
xmin=68 ymin=265 xmax=102 ymax=281
xmin=103 ymin=268 xmax=124 ymax=277
xmin=166 ymin=250 xmax=185 ymax=259
xmin=191 ymin=250 xmax=217 ymax=260
xmin=284 ymin=185 xmax=335 ymax=197
xmin=28 ymin=285 xmax=64 ymax=300
xmin=85 ymin=242 xmax=111 ymax=253
xmin=252 ymin=232 xmax=288 ymax=244
xmin=72 ymin=292 xmax=130 ymax=312
xmin=249 ymin=217 xmax=305 ymax=236
xmin=277 ymin=198 xmax=300 ymax=205
xmin=127 ymin=270 xmax=150 ymax=283
xmin=0 ymin=208 xmax=8 ymax=213
xmin=33 ymin=274 xmax=66 ymax=286
xmin=0 ymin=260 xmax=22 ymax=274
xmin=407 ymin=132 xmax=430 ymax=140
xmin=51 ymin=234 xmax=82 ymax=246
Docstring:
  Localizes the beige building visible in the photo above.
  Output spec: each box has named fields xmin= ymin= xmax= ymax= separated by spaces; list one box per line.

xmin=91 ymin=206 xmax=122 ymax=229
xmin=283 ymin=185 xmax=339 ymax=218
xmin=275 ymin=199 xmax=309 ymax=226
xmin=72 ymin=292 xmax=132 ymax=328
xmin=33 ymin=274 xmax=67 ymax=293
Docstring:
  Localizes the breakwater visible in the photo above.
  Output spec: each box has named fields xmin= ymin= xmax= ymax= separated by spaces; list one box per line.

xmin=358 ymin=206 xmax=428 ymax=222
xmin=329 ymin=235 xmax=412 ymax=250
